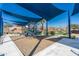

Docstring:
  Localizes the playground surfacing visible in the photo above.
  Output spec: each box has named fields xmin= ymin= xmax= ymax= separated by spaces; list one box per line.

xmin=11 ymin=35 xmax=61 ymax=56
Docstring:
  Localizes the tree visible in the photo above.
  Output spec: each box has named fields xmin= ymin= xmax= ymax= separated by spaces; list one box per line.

xmin=50 ymin=31 xmax=55 ymax=35
xmin=71 ymin=24 xmax=79 ymax=29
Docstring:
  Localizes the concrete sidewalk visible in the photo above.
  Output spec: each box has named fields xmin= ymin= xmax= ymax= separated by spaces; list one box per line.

xmin=34 ymin=38 xmax=79 ymax=56
xmin=0 ymin=35 xmax=23 ymax=56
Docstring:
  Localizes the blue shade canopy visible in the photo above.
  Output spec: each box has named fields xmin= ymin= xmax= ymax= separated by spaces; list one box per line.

xmin=0 ymin=3 xmax=42 ymax=24
xmin=72 ymin=4 xmax=79 ymax=15
xmin=53 ymin=4 xmax=74 ymax=11
xmin=0 ymin=3 xmax=65 ymax=26
xmin=2 ymin=11 xmax=28 ymax=23
xmin=2 ymin=12 xmax=28 ymax=26
xmin=2 ymin=10 xmax=41 ymax=22
xmin=53 ymin=3 xmax=74 ymax=15
xmin=4 ymin=19 xmax=28 ymax=26
xmin=4 ymin=20 xmax=27 ymax=26
xmin=17 ymin=3 xmax=65 ymax=20
xmin=0 ymin=4 xmax=3 ymax=8
xmin=0 ymin=3 xmax=41 ymax=18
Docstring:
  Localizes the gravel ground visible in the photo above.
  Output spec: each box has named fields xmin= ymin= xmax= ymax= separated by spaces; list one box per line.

xmin=11 ymin=35 xmax=61 ymax=56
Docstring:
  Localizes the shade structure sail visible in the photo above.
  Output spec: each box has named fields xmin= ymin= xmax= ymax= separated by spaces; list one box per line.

xmin=0 ymin=3 xmax=42 ymax=24
xmin=0 ymin=3 xmax=65 ymax=26
xmin=4 ymin=20 xmax=27 ymax=26
xmin=2 ymin=11 xmax=28 ymax=23
xmin=17 ymin=3 xmax=65 ymax=20
xmin=72 ymin=4 xmax=79 ymax=15
xmin=0 ymin=3 xmax=41 ymax=18
xmin=2 ymin=12 xmax=28 ymax=26
xmin=2 ymin=10 xmax=41 ymax=22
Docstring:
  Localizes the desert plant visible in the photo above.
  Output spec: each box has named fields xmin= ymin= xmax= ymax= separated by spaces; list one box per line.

xmin=63 ymin=32 xmax=67 ymax=35
xmin=57 ymin=31 xmax=63 ymax=35
xmin=50 ymin=31 xmax=55 ymax=35
xmin=71 ymin=35 xmax=76 ymax=39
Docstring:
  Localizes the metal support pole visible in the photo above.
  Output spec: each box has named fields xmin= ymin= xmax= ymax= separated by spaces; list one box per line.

xmin=46 ymin=20 xmax=48 ymax=36
xmin=21 ymin=25 xmax=24 ymax=34
xmin=35 ymin=23 xmax=37 ymax=31
xmin=0 ymin=11 xmax=3 ymax=37
xmin=34 ymin=22 xmax=37 ymax=34
xmin=68 ymin=10 xmax=71 ymax=38
xmin=28 ymin=24 xmax=30 ymax=30
xmin=33 ymin=22 xmax=35 ymax=33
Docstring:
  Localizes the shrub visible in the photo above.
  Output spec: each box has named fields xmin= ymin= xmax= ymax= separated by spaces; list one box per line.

xmin=72 ymin=35 xmax=76 ymax=39
xmin=63 ymin=32 xmax=67 ymax=35
xmin=50 ymin=31 xmax=55 ymax=35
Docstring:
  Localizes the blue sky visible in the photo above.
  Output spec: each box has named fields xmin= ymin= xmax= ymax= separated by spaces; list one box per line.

xmin=48 ymin=3 xmax=79 ymax=28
